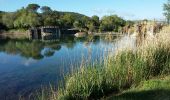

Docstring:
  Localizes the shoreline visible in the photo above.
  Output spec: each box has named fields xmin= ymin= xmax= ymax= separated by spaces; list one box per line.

xmin=49 ymin=26 xmax=170 ymax=100
xmin=0 ymin=30 xmax=29 ymax=39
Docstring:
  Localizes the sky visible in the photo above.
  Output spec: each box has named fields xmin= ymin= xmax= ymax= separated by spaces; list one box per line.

xmin=0 ymin=0 xmax=167 ymax=20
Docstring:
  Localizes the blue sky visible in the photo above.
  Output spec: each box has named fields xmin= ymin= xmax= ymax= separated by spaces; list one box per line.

xmin=0 ymin=0 xmax=167 ymax=20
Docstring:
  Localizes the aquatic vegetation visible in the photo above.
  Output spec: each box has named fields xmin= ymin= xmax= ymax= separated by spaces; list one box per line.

xmin=54 ymin=26 xmax=170 ymax=99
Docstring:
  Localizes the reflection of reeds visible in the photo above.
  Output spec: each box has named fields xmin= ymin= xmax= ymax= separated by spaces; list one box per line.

xmin=35 ymin=27 xmax=170 ymax=99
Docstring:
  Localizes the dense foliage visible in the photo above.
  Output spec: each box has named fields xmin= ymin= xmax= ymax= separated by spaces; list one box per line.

xmin=0 ymin=4 xmax=127 ymax=32
xmin=163 ymin=0 xmax=170 ymax=24
xmin=99 ymin=15 xmax=125 ymax=32
xmin=0 ymin=11 xmax=5 ymax=30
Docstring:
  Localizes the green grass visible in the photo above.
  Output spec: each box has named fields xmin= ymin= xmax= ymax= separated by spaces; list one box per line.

xmin=108 ymin=76 xmax=170 ymax=100
xmin=55 ymin=48 xmax=170 ymax=99
xmin=54 ymin=26 xmax=170 ymax=100
xmin=34 ymin=26 xmax=170 ymax=100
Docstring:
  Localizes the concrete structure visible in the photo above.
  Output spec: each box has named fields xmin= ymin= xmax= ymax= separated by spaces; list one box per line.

xmin=29 ymin=26 xmax=61 ymax=40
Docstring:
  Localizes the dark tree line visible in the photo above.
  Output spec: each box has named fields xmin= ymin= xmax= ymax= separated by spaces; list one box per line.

xmin=0 ymin=4 xmax=129 ymax=32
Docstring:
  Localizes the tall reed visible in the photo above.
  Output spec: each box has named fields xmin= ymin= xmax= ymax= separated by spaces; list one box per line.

xmin=52 ymin=26 xmax=170 ymax=100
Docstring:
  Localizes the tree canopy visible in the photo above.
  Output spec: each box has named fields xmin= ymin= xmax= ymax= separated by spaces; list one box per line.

xmin=26 ymin=4 xmax=40 ymax=12
xmin=41 ymin=6 xmax=52 ymax=13
xmin=163 ymin=0 xmax=170 ymax=24
xmin=99 ymin=15 xmax=125 ymax=32
xmin=0 ymin=3 xmax=128 ymax=32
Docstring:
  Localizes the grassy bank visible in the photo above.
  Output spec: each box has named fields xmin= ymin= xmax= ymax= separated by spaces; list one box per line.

xmin=108 ymin=75 xmax=170 ymax=100
xmin=35 ymin=26 xmax=170 ymax=100
xmin=0 ymin=29 xmax=28 ymax=39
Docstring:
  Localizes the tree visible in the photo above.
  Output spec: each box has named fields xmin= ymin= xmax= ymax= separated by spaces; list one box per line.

xmin=81 ymin=16 xmax=90 ymax=26
xmin=41 ymin=6 xmax=52 ymax=13
xmin=27 ymin=12 xmax=41 ymax=27
xmin=125 ymin=20 xmax=134 ymax=26
xmin=99 ymin=15 xmax=125 ymax=32
xmin=40 ymin=7 xmax=57 ymax=26
xmin=26 ymin=4 xmax=40 ymax=12
xmin=2 ymin=13 xmax=16 ymax=29
xmin=61 ymin=14 xmax=76 ymax=28
xmin=87 ymin=21 xmax=96 ymax=32
xmin=14 ymin=8 xmax=41 ymax=28
xmin=91 ymin=15 xmax=100 ymax=26
xmin=163 ymin=0 xmax=170 ymax=24
xmin=0 ymin=11 xmax=3 ymax=29
xmin=41 ymin=9 xmax=59 ymax=26
xmin=43 ymin=17 xmax=56 ymax=26
xmin=14 ymin=8 xmax=29 ymax=28
xmin=0 ymin=11 xmax=2 ymax=23
xmin=73 ymin=21 xmax=84 ymax=31
xmin=89 ymin=15 xmax=100 ymax=32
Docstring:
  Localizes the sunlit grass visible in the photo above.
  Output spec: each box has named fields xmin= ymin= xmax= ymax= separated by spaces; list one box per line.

xmin=36 ymin=26 xmax=170 ymax=100
xmin=108 ymin=76 xmax=170 ymax=100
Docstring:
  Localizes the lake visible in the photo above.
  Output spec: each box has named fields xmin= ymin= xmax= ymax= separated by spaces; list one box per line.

xmin=0 ymin=34 xmax=135 ymax=100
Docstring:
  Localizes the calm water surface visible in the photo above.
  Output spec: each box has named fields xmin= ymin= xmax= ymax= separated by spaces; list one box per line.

xmin=0 ymin=35 xmax=135 ymax=100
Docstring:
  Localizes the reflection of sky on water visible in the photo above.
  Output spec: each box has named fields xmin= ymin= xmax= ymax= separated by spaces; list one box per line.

xmin=22 ymin=58 xmax=37 ymax=67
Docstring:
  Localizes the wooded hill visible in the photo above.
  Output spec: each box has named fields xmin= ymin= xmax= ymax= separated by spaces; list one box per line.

xmin=0 ymin=4 xmax=132 ymax=32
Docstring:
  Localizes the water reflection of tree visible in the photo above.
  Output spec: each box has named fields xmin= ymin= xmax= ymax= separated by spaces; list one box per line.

xmin=44 ymin=49 xmax=55 ymax=57
xmin=17 ymin=41 xmax=44 ymax=60
xmin=46 ymin=44 xmax=61 ymax=51
xmin=43 ymin=44 xmax=61 ymax=57
xmin=0 ymin=39 xmax=62 ymax=60
xmin=0 ymin=35 xmax=119 ymax=60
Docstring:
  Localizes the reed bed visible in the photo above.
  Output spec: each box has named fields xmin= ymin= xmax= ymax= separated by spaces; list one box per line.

xmin=37 ymin=26 xmax=170 ymax=100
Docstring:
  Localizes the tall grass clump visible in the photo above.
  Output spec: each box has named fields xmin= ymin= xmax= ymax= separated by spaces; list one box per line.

xmin=57 ymin=65 xmax=120 ymax=100
xmin=56 ymin=26 xmax=170 ymax=99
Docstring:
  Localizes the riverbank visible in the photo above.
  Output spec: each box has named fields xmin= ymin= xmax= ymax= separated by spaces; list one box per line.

xmin=29 ymin=27 xmax=170 ymax=100
xmin=16 ymin=26 xmax=169 ymax=100
xmin=108 ymin=75 xmax=170 ymax=100
xmin=0 ymin=29 xmax=28 ymax=39
xmin=47 ymin=26 xmax=170 ymax=100
xmin=25 ymin=25 xmax=169 ymax=100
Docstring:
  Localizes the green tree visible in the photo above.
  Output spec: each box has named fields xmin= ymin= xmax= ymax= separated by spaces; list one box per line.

xmin=91 ymin=15 xmax=100 ymax=26
xmin=43 ymin=17 xmax=57 ymax=26
xmin=14 ymin=8 xmax=41 ymax=28
xmin=126 ymin=20 xmax=134 ymax=26
xmin=73 ymin=20 xmax=84 ymax=31
xmin=99 ymin=15 xmax=125 ymax=32
xmin=61 ymin=14 xmax=76 ymax=28
xmin=14 ymin=8 xmax=29 ymax=28
xmin=87 ymin=21 xmax=96 ymax=32
xmin=41 ymin=6 xmax=52 ymax=13
xmin=26 ymin=4 xmax=40 ymax=12
xmin=0 ymin=11 xmax=3 ymax=29
xmin=163 ymin=0 xmax=170 ymax=24
xmin=2 ymin=13 xmax=16 ymax=29
xmin=81 ymin=16 xmax=90 ymax=26
xmin=89 ymin=15 xmax=100 ymax=32
xmin=27 ymin=12 xmax=41 ymax=27
xmin=0 ymin=11 xmax=2 ymax=23
xmin=41 ymin=9 xmax=59 ymax=26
